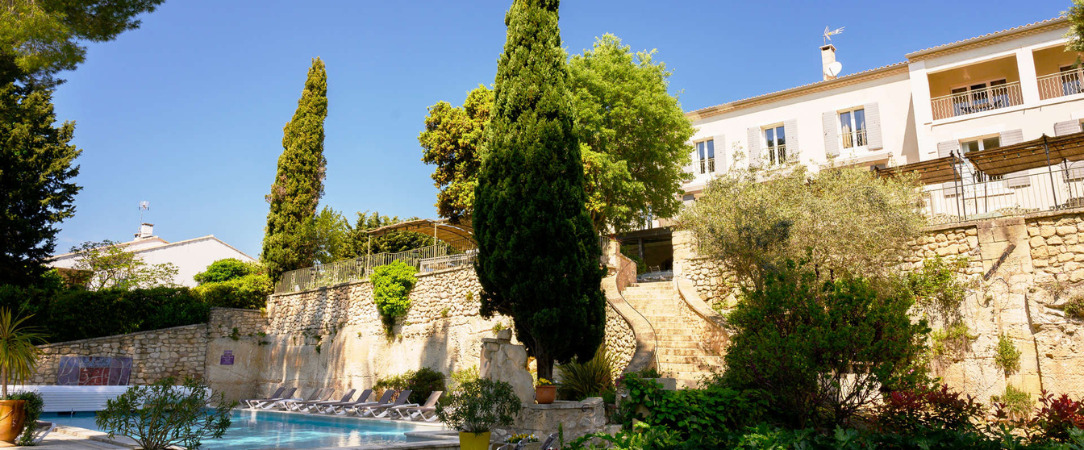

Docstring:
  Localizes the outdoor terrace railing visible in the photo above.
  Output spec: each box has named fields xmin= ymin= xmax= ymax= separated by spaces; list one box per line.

xmin=274 ymin=238 xmax=476 ymax=294
xmin=841 ymin=129 xmax=867 ymax=149
xmin=931 ymin=81 xmax=1023 ymax=120
xmin=1038 ymin=69 xmax=1084 ymax=100
xmin=922 ymin=164 xmax=1084 ymax=225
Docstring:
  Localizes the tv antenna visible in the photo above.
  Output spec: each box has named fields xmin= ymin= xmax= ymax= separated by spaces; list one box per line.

xmin=139 ymin=201 xmax=150 ymax=223
xmin=823 ymin=26 xmax=844 ymax=46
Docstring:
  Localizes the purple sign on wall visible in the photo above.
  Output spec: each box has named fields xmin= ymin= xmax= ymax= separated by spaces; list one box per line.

xmin=220 ymin=350 xmax=234 ymax=366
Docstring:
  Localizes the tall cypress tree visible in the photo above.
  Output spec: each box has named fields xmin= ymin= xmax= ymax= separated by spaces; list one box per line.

xmin=262 ymin=58 xmax=328 ymax=282
xmin=474 ymin=0 xmax=605 ymax=380
xmin=0 ymin=81 xmax=81 ymax=287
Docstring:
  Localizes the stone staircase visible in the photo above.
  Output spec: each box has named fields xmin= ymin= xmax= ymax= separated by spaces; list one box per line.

xmin=621 ymin=281 xmax=725 ymax=388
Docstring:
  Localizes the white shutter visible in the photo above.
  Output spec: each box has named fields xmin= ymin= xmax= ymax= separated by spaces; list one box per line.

xmin=1000 ymin=129 xmax=1024 ymax=146
xmin=864 ymin=103 xmax=883 ymax=150
xmin=1055 ymin=120 xmax=1081 ymax=136
xmin=937 ymin=141 xmax=958 ymax=159
xmin=1004 ymin=170 xmax=1032 ymax=188
xmin=712 ymin=135 xmax=726 ymax=172
xmin=783 ymin=119 xmax=798 ymax=160
xmin=686 ymin=147 xmax=697 ymax=174
xmin=822 ymin=111 xmax=840 ymax=158
xmin=747 ymin=127 xmax=761 ymax=167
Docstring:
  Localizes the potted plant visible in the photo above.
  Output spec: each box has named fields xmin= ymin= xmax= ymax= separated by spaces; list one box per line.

xmin=0 ymin=308 xmax=45 ymax=444
xmin=436 ymin=378 xmax=521 ymax=450
xmin=535 ymin=378 xmax=556 ymax=404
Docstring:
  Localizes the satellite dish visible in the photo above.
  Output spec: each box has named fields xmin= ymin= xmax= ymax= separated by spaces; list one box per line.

xmin=825 ymin=61 xmax=843 ymax=77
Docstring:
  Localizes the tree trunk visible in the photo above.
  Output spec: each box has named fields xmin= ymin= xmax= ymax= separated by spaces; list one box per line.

xmin=536 ymin=352 xmax=554 ymax=382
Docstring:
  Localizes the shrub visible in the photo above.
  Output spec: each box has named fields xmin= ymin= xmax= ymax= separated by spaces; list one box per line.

xmin=8 ymin=390 xmax=43 ymax=446
xmin=46 ymin=287 xmax=210 ymax=342
xmin=616 ymin=374 xmax=766 ymax=444
xmin=557 ymin=345 xmax=615 ymax=400
xmin=875 ymin=385 xmax=983 ymax=434
xmin=908 ymin=256 xmax=969 ymax=325
xmin=193 ymin=273 xmax=272 ymax=309
xmin=193 ymin=259 xmax=259 ymax=285
xmin=407 ymin=367 xmax=446 ymax=405
xmin=1065 ymin=296 xmax=1084 ymax=320
xmin=373 ymin=372 xmax=410 ymax=400
xmin=721 ymin=263 xmax=930 ymax=428
xmin=1030 ymin=391 xmax=1084 ymax=443
xmin=370 ymin=261 xmax=417 ymax=332
xmin=450 ymin=366 xmax=479 ymax=390
xmin=994 ymin=333 xmax=1022 ymax=376
xmin=436 ymin=378 xmax=521 ymax=433
xmin=95 ymin=377 xmax=233 ymax=450
xmin=992 ymin=384 xmax=1033 ymax=423
xmin=930 ymin=322 xmax=976 ymax=361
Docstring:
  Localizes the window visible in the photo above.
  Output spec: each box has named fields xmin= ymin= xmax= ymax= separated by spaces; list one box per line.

xmin=764 ymin=125 xmax=787 ymax=166
xmin=839 ymin=108 xmax=867 ymax=149
xmin=682 ymin=194 xmax=696 ymax=204
xmin=960 ymin=136 xmax=1002 ymax=182
xmin=696 ymin=139 xmax=715 ymax=174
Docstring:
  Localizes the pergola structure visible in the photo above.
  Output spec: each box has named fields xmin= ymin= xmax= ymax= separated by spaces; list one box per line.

xmin=877 ymin=132 xmax=1084 ymax=219
xmin=363 ymin=218 xmax=475 ymax=253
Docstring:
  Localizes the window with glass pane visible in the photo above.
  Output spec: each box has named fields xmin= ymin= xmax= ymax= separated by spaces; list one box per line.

xmin=695 ymin=139 xmax=715 ymax=174
xmin=839 ymin=108 xmax=866 ymax=149
xmin=960 ymin=136 xmax=1002 ymax=182
xmin=764 ymin=126 xmax=786 ymax=166
xmin=697 ymin=141 xmax=706 ymax=174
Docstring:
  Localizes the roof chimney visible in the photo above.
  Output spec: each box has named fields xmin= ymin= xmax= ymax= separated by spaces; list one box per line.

xmin=136 ymin=223 xmax=154 ymax=240
xmin=821 ymin=44 xmax=838 ymax=81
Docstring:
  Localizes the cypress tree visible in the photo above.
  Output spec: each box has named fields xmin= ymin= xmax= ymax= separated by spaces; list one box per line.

xmin=262 ymin=58 xmax=328 ymax=282
xmin=474 ymin=0 xmax=605 ymax=380
xmin=0 ymin=80 xmax=81 ymax=287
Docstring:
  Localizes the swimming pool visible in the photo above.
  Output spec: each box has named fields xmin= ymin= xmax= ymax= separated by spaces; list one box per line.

xmin=42 ymin=409 xmax=436 ymax=449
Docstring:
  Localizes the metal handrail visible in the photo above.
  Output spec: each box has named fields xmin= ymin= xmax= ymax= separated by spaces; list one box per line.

xmin=931 ymin=81 xmax=1023 ymax=120
xmin=841 ymin=129 xmax=868 ymax=149
xmin=1037 ymin=69 xmax=1084 ymax=100
xmin=274 ymin=238 xmax=477 ymax=294
xmin=922 ymin=163 xmax=1084 ymax=225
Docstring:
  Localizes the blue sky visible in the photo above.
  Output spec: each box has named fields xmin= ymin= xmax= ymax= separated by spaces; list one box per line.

xmin=51 ymin=0 xmax=1067 ymax=257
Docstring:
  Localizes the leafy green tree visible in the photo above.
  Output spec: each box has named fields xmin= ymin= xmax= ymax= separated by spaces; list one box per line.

xmin=1068 ymin=0 xmax=1084 ymax=56
xmin=419 ymin=35 xmax=693 ymax=233
xmin=474 ymin=0 xmax=605 ymax=380
xmin=262 ymin=58 xmax=328 ymax=281
xmin=310 ymin=206 xmax=354 ymax=263
xmin=192 ymin=259 xmax=270 ymax=309
xmin=679 ymin=166 xmax=923 ymax=288
xmin=419 ymin=85 xmax=493 ymax=225
xmin=69 ymin=240 xmax=178 ymax=290
xmin=0 ymin=80 xmax=81 ymax=287
xmin=569 ymin=34 xmax=694 ymax=232
xmin=722 ymin=263 xmax=929 ymax=428
xmin=1 ymin=0 xmax=164 ymax=84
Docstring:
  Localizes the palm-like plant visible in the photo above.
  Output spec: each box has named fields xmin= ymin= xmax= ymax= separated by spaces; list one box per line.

xmin=0 ymin=309 xmax=45 ymax=397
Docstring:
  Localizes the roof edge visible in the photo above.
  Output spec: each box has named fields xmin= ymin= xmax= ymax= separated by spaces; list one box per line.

xmin=905 ymin=16 xmax=1068 ymax=61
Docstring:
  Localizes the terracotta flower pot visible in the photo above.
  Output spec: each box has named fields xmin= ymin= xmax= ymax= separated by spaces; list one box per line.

xmin=0 ymin=400 xmax=26 ymax=444
xmin=458 ymin=431 xmax=491 ymax=450
xmin=535 ymin=385 xmax=557 ymax=404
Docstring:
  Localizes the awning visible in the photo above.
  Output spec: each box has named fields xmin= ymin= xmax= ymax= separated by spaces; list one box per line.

xmin=966 ymin=132 xmax=1084 ymax=176
xmin=875 ymin=156 xmax=964 ymax=185
xmin=366 ymin=218 xmax=475 ymax=251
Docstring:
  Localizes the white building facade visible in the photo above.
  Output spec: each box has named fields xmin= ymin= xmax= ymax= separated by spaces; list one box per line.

xmin=49 ymin=224 xmax=255 ymax=288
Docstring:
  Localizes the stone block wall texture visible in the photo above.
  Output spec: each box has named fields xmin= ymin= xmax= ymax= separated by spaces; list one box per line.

xmin=671 ymin=210 xmax=1084 ymax=402
xmin=31 ymin=308 xmax=266 ymax=391
xmin=604 ymin=301 xmax=635 ymax=375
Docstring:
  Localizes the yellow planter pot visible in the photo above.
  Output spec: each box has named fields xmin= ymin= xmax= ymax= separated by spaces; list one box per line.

xmin=458 ymin=431 xmax=491 ymax=450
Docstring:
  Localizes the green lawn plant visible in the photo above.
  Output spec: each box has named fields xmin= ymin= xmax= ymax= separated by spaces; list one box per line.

xmin=435 ymin=378 xmax=520 ymax=434
xmin=370 ymin=260 xmax=418 ymax=333
xmin=95 ymin=377 xmax=233 ymax=450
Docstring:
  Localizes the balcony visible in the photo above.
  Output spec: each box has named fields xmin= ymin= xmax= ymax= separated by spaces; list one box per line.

xmin=1037 ymin=68 xmax=1084 ymax=100
xmin=930 ymin=81 xmax=1023 ymax=120
xmin=698 ymin=157 xmax=715 ymax=173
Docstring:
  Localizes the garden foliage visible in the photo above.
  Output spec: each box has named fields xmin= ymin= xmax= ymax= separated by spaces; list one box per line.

xmin=556 ymin=344 xmax=615 ymax=400
xmin=262 ymin=58 xmax=328 ymax=282
xmin=8 ymin=390 xmax=43 ymax=446
xmin=373 ymin=367 xmax=446 ymax=405
xmin=192 ymin=259 xmax=271 ymax=310
xmin=370 ymin=261 xmax=417 ymax=331
xmin=473 ymin=0 xmax=605 ymax=381
xmin=95 ymin=377 xmax=233 ymax=450
xmin=435 ymin=378 xmax=520 ymax=433
xmin=722 ymin=263 xmax=929 ymax=428
xmin=68 ymin=240 xmax=178 ymax=290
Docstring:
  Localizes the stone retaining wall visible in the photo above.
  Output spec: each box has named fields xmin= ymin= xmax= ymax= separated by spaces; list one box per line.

xmin=32 ymin=324 xmax=207 ymax=385
xmin=604 ymin=302 xmax=635 ymax=375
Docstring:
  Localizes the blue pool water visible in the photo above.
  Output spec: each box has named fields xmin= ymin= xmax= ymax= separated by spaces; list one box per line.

xmin=42 ymin=409 xmax=430 ymax=449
